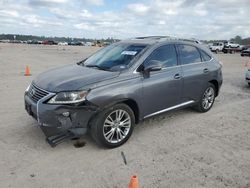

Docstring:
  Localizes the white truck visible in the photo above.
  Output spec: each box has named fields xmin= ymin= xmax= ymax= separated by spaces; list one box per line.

xmin=224 ymin=41 xmax=240 ymax=48
xmin=210 ymin=41 xmax=241 ymax=54
xmin=210 ymin=42 xmax=224 ymax=53
xmin=222 ymin=41 xmax=241 ymax=54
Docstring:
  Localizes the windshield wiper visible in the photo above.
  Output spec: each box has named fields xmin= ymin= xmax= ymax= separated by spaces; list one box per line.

xmin=85 ymin=64 xmax=109 ymax=71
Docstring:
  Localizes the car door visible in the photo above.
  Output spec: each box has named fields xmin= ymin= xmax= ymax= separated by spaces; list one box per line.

xmin=141 ymin=44 xmax=183 ymax=118
xmin=176 ymin=44 xmax=207 ymax=102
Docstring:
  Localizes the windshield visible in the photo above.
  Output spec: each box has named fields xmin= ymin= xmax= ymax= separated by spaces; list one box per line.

xmin=82 ymin=43 xmax=146 ymax=71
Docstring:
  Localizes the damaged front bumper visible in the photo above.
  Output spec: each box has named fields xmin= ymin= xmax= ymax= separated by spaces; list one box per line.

xmin=24 ymin=91 xmax=98 ymax=146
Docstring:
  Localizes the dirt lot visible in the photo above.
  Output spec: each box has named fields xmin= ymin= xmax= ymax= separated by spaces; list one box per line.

xmin=0 ymin=43 xmax=250 ymax=188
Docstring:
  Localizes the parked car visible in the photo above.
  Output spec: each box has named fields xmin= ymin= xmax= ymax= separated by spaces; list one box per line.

xmin=68 ymin=41 xmax=83 ymax=46
xmin=242 ymin=45 xmax=250 ymax=51
xmin=58 ymin=42 xmax=68 ymax=46
xmin=27 ymin=40 xmax=39 ymax=44
xmin=210 ymin=42 xmax=224 ymax=53
xmin=241 ymin=48 xmax=250 ymax=57
xmin=42 ymin=40 xmax=57 ymax=45
xmin=246 ymin=69 xmax=250 ymax=86
xmin=224 ymin=41 xmax=240 ymax=48
xmin=85 ymin=42 xmax=93 ymax=46
xmin=24 ymin=36 xmax=223 ymax=148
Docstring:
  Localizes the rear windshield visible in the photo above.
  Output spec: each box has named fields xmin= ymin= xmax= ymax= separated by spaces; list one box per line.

xmin=82 ymin=43 xmax=146 ymax=71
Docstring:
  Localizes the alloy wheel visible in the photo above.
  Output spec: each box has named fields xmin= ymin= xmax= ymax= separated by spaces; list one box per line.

xmin=103 ymin=109 xmax=131 ymax=144
xmin=202 ymin=87 xmax=215 ymax=110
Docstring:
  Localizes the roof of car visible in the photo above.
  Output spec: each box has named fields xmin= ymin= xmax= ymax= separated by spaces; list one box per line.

xmin=120 ymin=36 xmax=203 ymax=46
xmin=119 ymin=36 xmax=216 ymax=60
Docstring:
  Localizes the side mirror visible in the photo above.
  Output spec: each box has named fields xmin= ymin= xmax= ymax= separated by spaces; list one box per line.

xmin=144 ymin=60 xmax=162 ymax=72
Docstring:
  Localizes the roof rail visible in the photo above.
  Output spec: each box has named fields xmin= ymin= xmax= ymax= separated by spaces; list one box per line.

xmin=135 ymin=36 xmax=171 ymax=40
xmin=134 ymin=36 xmax=202 ymax=44
xmin=180 ymin=38 xmax=202 ymax=44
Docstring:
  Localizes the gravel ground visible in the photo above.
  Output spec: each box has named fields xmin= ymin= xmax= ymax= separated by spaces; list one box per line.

xmin=0 ymin=43 xmax=250 ymax=188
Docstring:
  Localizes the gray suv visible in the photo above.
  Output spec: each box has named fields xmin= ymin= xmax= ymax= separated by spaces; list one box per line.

xmin=24 ymin=36 xmax=223 ymax=148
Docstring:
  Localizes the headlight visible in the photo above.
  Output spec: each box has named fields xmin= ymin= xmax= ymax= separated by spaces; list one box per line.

xmin=48 ymin=90 xmax=89 ymax=104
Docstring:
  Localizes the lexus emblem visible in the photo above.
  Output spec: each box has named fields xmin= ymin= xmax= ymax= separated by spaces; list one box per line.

xmin=31 ymin=88 xmax=36 ymax=96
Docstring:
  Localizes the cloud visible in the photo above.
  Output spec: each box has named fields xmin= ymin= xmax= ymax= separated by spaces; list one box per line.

xmin=193 ymin=3 xmax=207 ymax=16
xmin=49 ymin=8 xmax=74 ymax=19
xmin=0 ymin=10 xmax=19 ymax=17
xmin=74 ymin=23 xmax=95 ymax=30
xmin=127 ymin=3 xmax=150 ymax=14
xmin=0 ymin=0 xmax=250 ymax=39
xmin=29 ymin=0 xmax=68 ymax=7
xmin=23 ymin=15 xmax=63 ymax=27
xmin=83 ymin=0 xmax=104 ymax=6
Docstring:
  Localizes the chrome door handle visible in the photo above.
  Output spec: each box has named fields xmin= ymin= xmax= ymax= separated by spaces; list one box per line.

xmin=203 ymin=68 xmax=209 ymax=73
xmin=174 ymin=74 xmax=182 ymax=79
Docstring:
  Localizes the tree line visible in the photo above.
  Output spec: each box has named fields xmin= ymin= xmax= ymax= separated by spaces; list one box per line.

xmin=1 ymin=34 xmax=250 ymax=45
xmin=0 ymin=34 xmax=117 ymax=43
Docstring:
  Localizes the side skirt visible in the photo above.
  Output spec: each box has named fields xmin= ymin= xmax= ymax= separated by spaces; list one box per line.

xmin=143 ymin=100 xmax=195 ymax=119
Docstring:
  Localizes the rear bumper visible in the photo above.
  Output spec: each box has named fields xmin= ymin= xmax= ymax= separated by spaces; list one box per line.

xmin=216 ymin=70 xmax=223 ymax=97
xmin=218 ymin=78 xmax=223 ymax=93
xmin=24 ymin=92 xmax=98 ymax=138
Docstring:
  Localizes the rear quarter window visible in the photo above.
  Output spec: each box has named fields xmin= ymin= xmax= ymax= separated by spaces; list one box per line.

xmin=199 ymin=50 xmax=212 ymax=62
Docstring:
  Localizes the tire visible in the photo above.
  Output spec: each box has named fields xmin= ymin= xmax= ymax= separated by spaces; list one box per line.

xmin=90 ymin=103 xmax=135 ymax=148
xmin=248 ymin=83 xmax=250 ymax=86
xmin=194 ymin=83 xmax=216 ymax=113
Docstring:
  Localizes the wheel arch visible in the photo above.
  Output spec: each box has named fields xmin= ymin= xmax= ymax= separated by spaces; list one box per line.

xmin=121 ymin=99 xmax=140 ymax=124
xmin=89 ymin=98 xmax=140 ymax=126
xmin=209 ymin=80 xmax=219 ymax=97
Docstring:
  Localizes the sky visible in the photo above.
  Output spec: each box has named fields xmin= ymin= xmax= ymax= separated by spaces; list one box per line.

xmin=0 ymin=0 xmax=250 ymax=40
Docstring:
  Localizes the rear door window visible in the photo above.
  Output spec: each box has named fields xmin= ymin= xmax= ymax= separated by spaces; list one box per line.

xmin=177 ymin=44 xmax=201 ymax=65
xmin=144 ymin=44 xmax=177 ymax=68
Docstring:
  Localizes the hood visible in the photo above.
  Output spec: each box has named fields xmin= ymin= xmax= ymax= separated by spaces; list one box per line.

xmin=34 ymin=64 xmax=119 ymax=92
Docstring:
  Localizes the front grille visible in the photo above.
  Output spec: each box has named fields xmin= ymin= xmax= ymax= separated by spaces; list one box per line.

xmin=27 ymin=83 xmax=49 ymax=103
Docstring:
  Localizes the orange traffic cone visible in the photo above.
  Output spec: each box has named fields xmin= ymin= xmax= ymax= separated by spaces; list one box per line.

xmin=24 ymin=65 xmax=31 ymax=76
xmin=128 ymin=175 xmax=139 ymax=188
